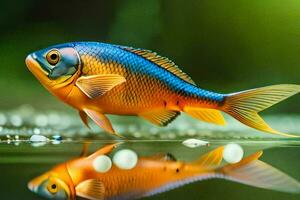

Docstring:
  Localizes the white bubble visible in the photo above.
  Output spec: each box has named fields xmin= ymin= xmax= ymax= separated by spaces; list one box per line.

xmin=223 ymin=143 xmax=244 ymax=164
xmin=30 ymin=134 xmax=49 ymax=143
xmin=10 ymin=115 xmax=23 ymax=127
xmin=113 ymin=149 xmax=138 ymax=170
xmin=182 ymin=138 xmax=209 ymax=148
xmin=31 ymin=142 xmax=47 ymax=147
xmin=92 ymin=155 xmax=112 ymax=173
xmin=35 ymin=115 xmax=48 ymax=127
xmin=33 ymin=128 xmax=41 ymax=135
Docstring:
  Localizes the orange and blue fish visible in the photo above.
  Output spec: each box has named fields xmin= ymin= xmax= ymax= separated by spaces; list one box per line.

xmin=28 ymin=144 xmax=300 ymax=200
xmin=25 ymin=42 xmax=300 ymax=137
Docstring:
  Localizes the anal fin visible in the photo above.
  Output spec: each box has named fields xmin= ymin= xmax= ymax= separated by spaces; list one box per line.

xmin=139 ymin=109 xmax=180 ymax=126
xmin=184 ymin=107 xmax=226 ymax=125
xmin=191 ymin=146 xmax=224 ymax=168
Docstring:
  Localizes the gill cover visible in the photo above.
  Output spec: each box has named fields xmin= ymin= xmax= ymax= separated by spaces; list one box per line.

xmin=33 ymin=45 xmax=80 ymax=79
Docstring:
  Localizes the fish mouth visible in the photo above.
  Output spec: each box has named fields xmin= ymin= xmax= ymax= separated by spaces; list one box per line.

xmin=25 ymin=54 xmax=49 ymax=76
xmin=27 ymin=181 xmax=36 ymax=192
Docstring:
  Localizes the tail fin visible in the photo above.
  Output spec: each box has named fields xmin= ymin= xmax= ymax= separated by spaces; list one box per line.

xmin=221 ymin=84 xmax=300 ymax=137
xmin=217 ymin=151 xmax=300 ymax=193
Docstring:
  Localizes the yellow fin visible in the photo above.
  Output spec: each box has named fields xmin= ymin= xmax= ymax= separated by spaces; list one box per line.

xmin=222 ymin=84 xmax=300 ymax=137
xmin=192 ymin=146 xmax=224 ymax=168
xmin=184 ymin=107 xmax=226 ymax=125
xmin=76 ymin=179 xmax=105 ymax=200
xmin=122 ymin=47 xmax=196 ymax=85
xmin=219 ymin=151 xmax=300 ymax=193
xmin=139 ymin=109 xmax=180 ymax=126
xmin=76 ymin=74 xmax=126 ymax=99
xmin=84 ymin=108 xmax=123 ymax=137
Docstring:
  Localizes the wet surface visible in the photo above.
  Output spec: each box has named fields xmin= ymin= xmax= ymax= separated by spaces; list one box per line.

xmin=0 ymin=106 xmax=300 ymax=199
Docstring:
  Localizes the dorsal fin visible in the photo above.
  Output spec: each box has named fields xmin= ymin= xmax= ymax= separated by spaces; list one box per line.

xmin=121 ymin=46 xmax=196 ymax=86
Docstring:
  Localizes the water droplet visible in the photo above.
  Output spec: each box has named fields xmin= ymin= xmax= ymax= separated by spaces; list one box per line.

xmin=113 ymin=149 xmax=138 ymax=170
xmin=52 ymin=134 xmax=62 ymax=141
xmin=92 ymin=155 xmax=112 ymax=173
xmin=31 ymin=142 xmax=47 ymax=147
xmin=223 ymin=143 xmax=244 ymax=164
xmin=30 ymin=134 xmax=49 ymax=143
xmin=182 ymin=138 xmax=209 ymax=148
xmin=33 ymin=128 xmax=41 ymax=135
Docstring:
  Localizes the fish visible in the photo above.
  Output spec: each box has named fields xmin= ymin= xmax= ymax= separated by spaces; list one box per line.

xmin=25 ymin=42 xmax=300 ymax=137
xmin=28 ymin=143 xmax=300 ymax=200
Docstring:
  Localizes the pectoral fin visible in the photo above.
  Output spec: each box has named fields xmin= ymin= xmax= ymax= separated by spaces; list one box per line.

xmin=76 ymin=179 xmax=105 ymax=200
xmin=76 ymin=74 xmax=126 ymax=99
xmin=84 ymin=108 xmax=123 ymax=137
xmin=139 ymin=109 xmax=180 ymax=126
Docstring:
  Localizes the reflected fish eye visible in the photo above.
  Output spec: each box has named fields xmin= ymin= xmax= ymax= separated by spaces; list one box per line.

xmin=46 ymin=50 xmax=61 ymax=65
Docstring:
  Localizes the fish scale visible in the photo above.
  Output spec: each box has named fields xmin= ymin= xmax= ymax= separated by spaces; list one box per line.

xmin=74 ymin=42 xmax=223 ymax=113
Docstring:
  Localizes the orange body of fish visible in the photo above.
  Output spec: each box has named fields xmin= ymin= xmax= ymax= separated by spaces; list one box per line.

xmin=25 ymin=42 xmax=300 ymax=137
xmin=28 ymin=144 xmax=300 ymax=200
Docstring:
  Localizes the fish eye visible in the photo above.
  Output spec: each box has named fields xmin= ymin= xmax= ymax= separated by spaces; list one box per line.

xmin=47 ymin=182 xmax=58 ymax=194
xmin=46 ymin=50 xmax=61 ymax=65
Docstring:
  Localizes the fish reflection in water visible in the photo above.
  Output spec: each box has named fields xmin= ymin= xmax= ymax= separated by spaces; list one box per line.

xmin=28 ymin=143 xmax=300 ymax=200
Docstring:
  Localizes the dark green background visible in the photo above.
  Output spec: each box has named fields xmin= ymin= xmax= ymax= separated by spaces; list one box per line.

xmin=1 ymin=0 xmax=300 ymax=111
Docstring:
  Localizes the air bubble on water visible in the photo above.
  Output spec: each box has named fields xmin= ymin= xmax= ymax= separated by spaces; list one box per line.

xmin=14 ymin=141 xmax=20 ymax=146
xmin=92 ymin=155 xmax=112 ymax=173
xmin=35 ymin=114 xmax=48 ymax=127
xmin=10 ymin=115 xmax=23 ymax=127
xmin=0 ymin=113 xmax=7 ymax=125
xmin=182 ymin=138 xmax=209 ymax=148
xmin=113 ymin=149 xmax=138 ymax=170
xmin=30 ymin=134 xmax=49 ymax=143
xmin=15 ymin=135 xmax=19 ymax=140
xmin=52 ymin=134 xmax=62 ymax=141
xmin=6 ymin=135 xmax=11 ymax=139
xmin=33 ymin=128 xmax=41 ymax=135
xmin=31 ymin=142 xmax=47 ymax=147
xmin=223 ymin=143 xmax=244 ymax=164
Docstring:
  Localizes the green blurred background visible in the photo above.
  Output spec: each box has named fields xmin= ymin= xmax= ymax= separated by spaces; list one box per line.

xmin=1 ymin=0 xmax=299 ymax=112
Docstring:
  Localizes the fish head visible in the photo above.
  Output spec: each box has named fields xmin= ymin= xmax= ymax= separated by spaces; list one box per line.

xmin=28 ymin=164 xmax=76 ymax=200
xmin=25 ymin=43 xmax=81 ymax=89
